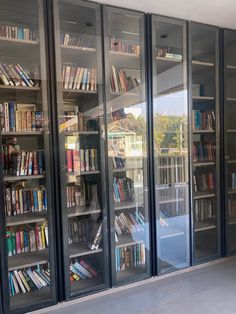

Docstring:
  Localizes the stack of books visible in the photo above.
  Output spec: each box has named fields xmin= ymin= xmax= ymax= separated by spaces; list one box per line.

xmin=192 ymin=110 xmax=215 ymax=130
xmin=193 ymin=172 xmax=215 ymax=192
xmin=2 ymin=144 xmax=45 ymax=176
xmin=115 ymin=243 xmax=145 ymax=271
xmin=195 ymin=199 xmax=215 ymax=222
xmin=193 ymin=142 xmax=216 ymax=162
xmin=70 ymin=259 xmax=98 ymax=281
xmin=0 ymin=102 xmax=43 ymax=132
xmin=0 ymin=64 xmax=38 ymax=87
xmin=6 ymin=222 xmax=48 ymax=256
xmin=0 ymin=24 xmax=38 ymax=41
xmin=68 ymin=219 xmax=102 ymax=251
xmin=5 ymin=183 xmax=47 ymax=216
xmin=9 ymin=264 xmax=50 ymax=296
xmin=113 ymin=176 xmax=134 ymax=203
xmin=110 ymin=65 xmax=140 ymax=93
xmin=62 ymin=65 xmax=97 ymax=91
xmin=115 ymin=212 xmax=144 ymax=236
xmin=66 ymin=148 xmax=98 ymax=173
xmin=61 ymin=33 xmax=94 ymax=48
xmin=110 ymin=35 xmax=140 ymax=55
xmin=66 ymin=183 xmax=99 ymax=209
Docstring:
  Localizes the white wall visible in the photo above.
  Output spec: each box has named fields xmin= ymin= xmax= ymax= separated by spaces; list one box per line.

xmin=97 ymin=0 xmax=236 ymax=29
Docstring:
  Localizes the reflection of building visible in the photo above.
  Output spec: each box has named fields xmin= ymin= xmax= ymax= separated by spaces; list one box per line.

xmin=108 ymin=124 xmax=143 ymax=159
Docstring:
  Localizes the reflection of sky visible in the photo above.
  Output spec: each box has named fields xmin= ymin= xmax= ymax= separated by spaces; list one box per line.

xmin=154 ymin=90 xmax=188 ymax=116
xmin=124 ymin=103 xmax=146 ymax=118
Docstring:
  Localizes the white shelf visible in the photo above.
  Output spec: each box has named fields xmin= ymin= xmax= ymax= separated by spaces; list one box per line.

xmin=192 ymin=60 xmax=214 ymax=67
xmin=195 ymin=221 xmax=216 ymax=232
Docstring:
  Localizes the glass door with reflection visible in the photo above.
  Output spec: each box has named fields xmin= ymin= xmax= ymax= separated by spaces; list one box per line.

xmin=223 ymin=29 xmax=236 ymax=254
xmin=103 ymin=6 xmax=150 ymax=285
xmin=151 ymin=15 xmax=190 ymax=274
xmin=0 ymin=0 xmax=57 ymax=312
xmin=189 ymin=23 xmax=220 ymax=262
xmin=53 ymin=0 xmax=109 ymax=299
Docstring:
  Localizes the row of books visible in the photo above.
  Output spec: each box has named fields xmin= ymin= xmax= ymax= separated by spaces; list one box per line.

xmin=61 ymin=33 xmax=94 ymax=48
xmin=66 ymin=148 xmax=98 ymax=173
xmin=62 ymin=66 xmax=97 ymax=91
xmin=9 ymin=265 xmax=50 ymax=296
xmin=231 ymin=172 xmax=236 ymax=190
xmin=0 ymin=102 xmax=43 ymax=132
xmin=113 ymin=176 xmax=134 ymax=203
xmin=0 ymin=63 xmax=38 ymax=87
xmin=61 ymin=110 xmax=98 ymax=132
xmin=110 ymin=35 xmax=140 ymax=55
xmin=115 ymin=243 xmax=145 ymax=272
xmin=156 ymin=156 xmax=187 ymax=185
xmin=110 ymin=65 xmax=140 ymax=94
xmin=5 ymin=184 xmax=47 ymax=217
xmin=6 ymin=223 xmax=48 ymax=256
xmin=3 ymin=145 xmax=45 ymax=176
xmin=0 ymin=24 xmax=38 ymax=41
xmin=193 ymin=142 xmax=216 ymax=162
xmin=68 ymin=219 xmax=102 ymax=250
xmin=112 ymin=156 xmax=125 ymax=168
xmin=157 ymin=47 xmax=182 ymax=61
xmin=193 ymin=172 xmax=215 ymax=192
xmin=194 ymin=199 xmax=216 ymax=222
xmin=115 ymin=211 xmax=144 ymax=236
xmin=70 ymin=258 xmax=98 ymax=281
xmin=192 ymin=110 xmax=215 ymax=130
xmin=66 ymin=183 xmax=99 ymax=209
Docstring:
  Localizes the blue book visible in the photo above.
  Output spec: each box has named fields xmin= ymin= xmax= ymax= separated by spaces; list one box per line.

xmin=9 ymin=102 xmax=15 ymax=131
xmin=33 ymin=190 xmax=38 ymax=212
xmin=38 ymin=151 xmax=43 ymax=174
xmin=17 ymin=27 xmax=24 ymax=40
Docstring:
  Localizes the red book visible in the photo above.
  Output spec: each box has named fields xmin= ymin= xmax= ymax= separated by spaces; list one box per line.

xmin=16 ymin=231 xmax=21 ymax=254
xmin=72 ymin=150 xmax=80 ymax=173
xmin=33 ymin=151 xmax=38 ymax=175
xmin=66 ymin=150 xmax=73 ymax=172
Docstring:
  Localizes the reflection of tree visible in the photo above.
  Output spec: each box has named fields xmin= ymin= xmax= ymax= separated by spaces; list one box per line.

xmin=111 ymin=111 xmax=145 ymax=135
xmin=154 ymin=113 xmax=187 ymax=154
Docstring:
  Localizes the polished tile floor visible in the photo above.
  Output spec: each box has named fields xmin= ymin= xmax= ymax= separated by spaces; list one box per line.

xmin=33 ymin=257 xmax=236 ymax=314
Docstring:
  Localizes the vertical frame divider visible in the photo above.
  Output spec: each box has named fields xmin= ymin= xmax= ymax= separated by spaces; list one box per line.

xmin=146 ymin=13 xmax=157 ymax=277
xmin=44 ymin=0 xmax=64 ymax=302
xmin=187 ymin=22 xmax=194 ymax=265
xmin=0 ymin=137 xmax=9 ymax=312
xmin=102 ymin=4 xmax=117 ymax=287
xmin=99 ymin=3 xmax=112 ymax=290
xmin=215 ymin=26 xmax=222 ymax=258
xmin=220 ymin=29 xmax=226 ymax=257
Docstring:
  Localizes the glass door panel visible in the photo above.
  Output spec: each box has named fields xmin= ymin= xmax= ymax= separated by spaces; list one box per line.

xmin=53 ymin=0 xmax=108 ymax=298
xmin=223 ymin=29 xmax=236 ymax=254
xmin=0 ymin=0 xmax=56 ymax=311
xmin=190 ymin=23 xmax=220 ymax=262
xmin=103 ymin=6 xmax=150 ymax=284
xmin=152 ymin=16 xmax=190 ymax=274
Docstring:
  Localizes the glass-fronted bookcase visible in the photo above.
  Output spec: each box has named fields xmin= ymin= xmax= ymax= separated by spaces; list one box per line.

xmin=53 ymin=0 xmax=109 ymax=299
xmin=103 ymin=6 xmax=151 ymax=284
xmin=189 ymin=23 xmax=221 ymax=263
xmin=223 ymin=29 xmax=236 ymax=254
xmin=151 ymin=15 xmax=190 ymax=274
xmin=0 ymin=0 xmax=57 ymax=312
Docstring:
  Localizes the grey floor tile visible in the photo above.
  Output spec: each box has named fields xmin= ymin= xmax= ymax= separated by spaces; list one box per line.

xmin=32 ymin=258 xmax=236 ymax=314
